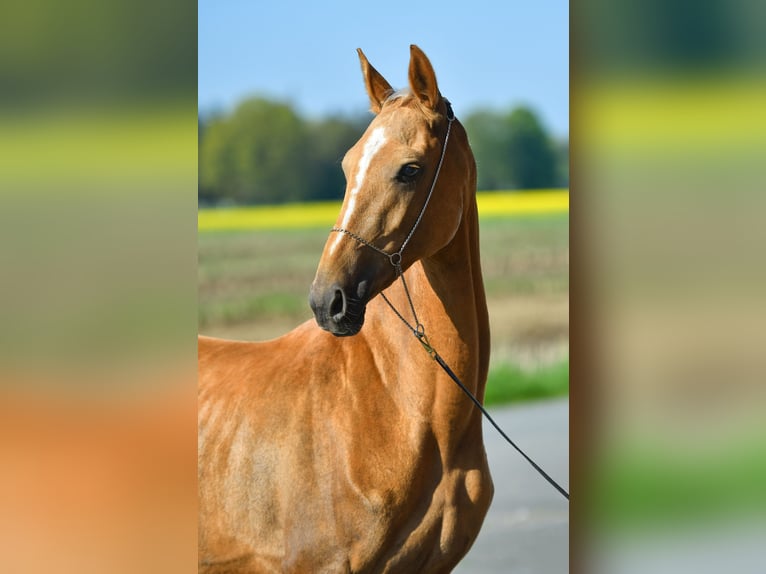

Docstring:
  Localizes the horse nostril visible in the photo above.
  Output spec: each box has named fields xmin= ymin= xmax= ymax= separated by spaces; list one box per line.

xmin=329 ymin=288 xmax=346 ymax=320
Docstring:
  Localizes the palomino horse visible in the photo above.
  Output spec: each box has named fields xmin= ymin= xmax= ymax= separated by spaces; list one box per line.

xmin=198 ymin=45 xmax=493 ymax=573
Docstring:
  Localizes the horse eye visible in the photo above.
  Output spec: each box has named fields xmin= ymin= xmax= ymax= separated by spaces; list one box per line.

xmin=397 ymin=164 xmax=421 ymax=183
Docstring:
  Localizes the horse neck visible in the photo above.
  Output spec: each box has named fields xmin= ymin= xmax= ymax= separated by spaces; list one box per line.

xmin=369 ymin=190 xmax=490 ymax=447
xmin=419 ymin=194 xmax=490 ymax=400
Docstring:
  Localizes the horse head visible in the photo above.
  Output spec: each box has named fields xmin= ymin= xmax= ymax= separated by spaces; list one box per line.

xmin=309 ymin=45 xmax=470 ymax=336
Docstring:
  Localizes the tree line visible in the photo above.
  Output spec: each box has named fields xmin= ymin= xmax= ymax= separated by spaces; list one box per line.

xmin=199 ymin=97 xmax=568 ymax=205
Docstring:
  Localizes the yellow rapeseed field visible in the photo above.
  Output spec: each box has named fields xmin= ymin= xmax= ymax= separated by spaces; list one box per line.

xmin=198 ymin=189 xmax=568 ymax=232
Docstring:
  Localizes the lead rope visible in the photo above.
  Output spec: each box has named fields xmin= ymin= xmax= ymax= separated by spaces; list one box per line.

xmin=381 ymin=267 xmax=570 ymax=501
xmin=330 ymin=100 xmax=569 ymax=501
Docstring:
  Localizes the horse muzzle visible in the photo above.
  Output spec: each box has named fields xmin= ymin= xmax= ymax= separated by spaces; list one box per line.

xmin=308 ymin=279 xmax=370 ymax=337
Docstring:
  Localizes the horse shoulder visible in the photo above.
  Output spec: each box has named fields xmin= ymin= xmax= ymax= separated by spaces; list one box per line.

xmin=197 ymin=325 xmax=362 ymax=570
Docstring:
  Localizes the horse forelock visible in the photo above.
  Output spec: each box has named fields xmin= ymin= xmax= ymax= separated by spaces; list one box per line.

xmin=382 ymin=88 xmax=443 ymax=125
xmin=385 ymin=87 xmax=411 ymax=102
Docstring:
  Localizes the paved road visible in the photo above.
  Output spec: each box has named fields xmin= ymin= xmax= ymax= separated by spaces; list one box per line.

xmin=455 ymin=398 xmax=569 ymax=574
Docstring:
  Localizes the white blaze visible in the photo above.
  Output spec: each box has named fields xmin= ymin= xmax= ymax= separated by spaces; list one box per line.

xmin=329 ymin=126 xmax=387 ymax=255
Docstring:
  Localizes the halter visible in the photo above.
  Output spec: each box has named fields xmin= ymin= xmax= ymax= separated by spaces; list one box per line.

xmin=327 ymin=98 xmax=569 ymax=501
xmin=330 ymin=98 xmax=456 ymax=272
xmin=329 ymin=99 xmax=454 ymax=352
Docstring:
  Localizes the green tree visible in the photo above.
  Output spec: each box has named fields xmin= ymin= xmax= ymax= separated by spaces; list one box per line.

xmin=199 ymin=97 xmax=309 ymax=204
xmin=463 ymin=109 xmax=511 ymax=191
xmin=554 ymin=138 xmax=569 ymax=188
xmin=306 ymin=115 xmax=369 ymax=201
xmin=464 ymin=105 xmax=559 ymax=191
xmin=199 ymin=98 xmax=566 ymax=204
xmin=504 ymin=107 xmax=557 ymax=190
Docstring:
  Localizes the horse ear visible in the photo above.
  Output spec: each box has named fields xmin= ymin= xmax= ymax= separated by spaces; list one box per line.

xmin=357 ymin=48 xmax=393 ymax=114
xmin=408 ymin=45 xmax=440 ymax=110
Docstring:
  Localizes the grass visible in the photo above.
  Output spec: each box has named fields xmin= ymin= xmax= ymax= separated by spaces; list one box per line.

xmin=199 ymin=292 xmax=308 ymax=327
xmin=198 ymin=215 xmax=569 ymax=325
xmin=592 ymin=436 xmax=766 ymax=530
xmin=198 ymin=227 xmax=326 ymax=328
xmin=484 ymin=360 xmax=569 ymax=406
xmin=479 ymin=214 xmax=570 ymax=296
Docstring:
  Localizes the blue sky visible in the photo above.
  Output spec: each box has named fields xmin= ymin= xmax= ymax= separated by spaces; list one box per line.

xmin=199 ymin=0 xmax=569 ymax=137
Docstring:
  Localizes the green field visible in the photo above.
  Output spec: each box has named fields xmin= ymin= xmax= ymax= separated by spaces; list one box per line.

xmin=199 ymin=209 xmax=568 ymax=405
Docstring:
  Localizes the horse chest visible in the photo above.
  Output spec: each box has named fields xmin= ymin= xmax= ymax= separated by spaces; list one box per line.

xmin=285 ymin=455 xmax=490 ymax=573
xmin=199 ymin=361 xmax=491 ymax=573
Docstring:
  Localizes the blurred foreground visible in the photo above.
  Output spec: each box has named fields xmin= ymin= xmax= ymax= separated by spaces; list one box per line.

xmin=0 ymin=382 xmax=197 ymax=573
xmin=1 ymin=0 xmax=197 ymax=570
xmin=577 ymin=0 xmax=766 ymax=569
xmin=0 ymin=108 xmax=198 ymax=572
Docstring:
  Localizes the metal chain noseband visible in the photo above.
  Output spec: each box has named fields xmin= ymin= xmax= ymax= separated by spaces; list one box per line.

xmin=329 ymin=232 xmax=432 ymax=354
xmin=327 ymin=99 xmax=569 ymax=501
xmin=329 ymin=228 xmax=402 ymax=268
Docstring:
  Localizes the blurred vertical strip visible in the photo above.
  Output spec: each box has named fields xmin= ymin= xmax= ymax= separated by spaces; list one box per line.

xmin=574 ymin=0 xmax=766 ymax=572
xmin=0 ymin=0 xmax=197 ymax=572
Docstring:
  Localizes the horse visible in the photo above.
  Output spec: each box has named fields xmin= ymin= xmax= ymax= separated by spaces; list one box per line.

xmin=198 ymin=45 xmax=493 ymax=573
